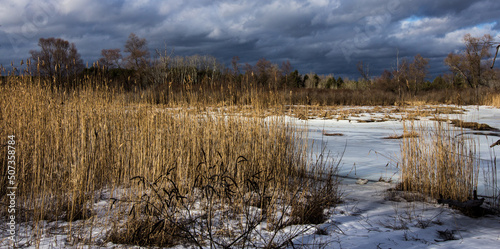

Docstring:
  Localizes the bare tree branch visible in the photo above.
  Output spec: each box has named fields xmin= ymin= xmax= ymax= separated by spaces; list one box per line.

xmin=491 ymin=44 xmax=500 ymax=69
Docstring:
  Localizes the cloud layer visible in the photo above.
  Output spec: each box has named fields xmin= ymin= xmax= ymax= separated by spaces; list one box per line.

xmin=1 ymin=0 xmax=499 ymax=79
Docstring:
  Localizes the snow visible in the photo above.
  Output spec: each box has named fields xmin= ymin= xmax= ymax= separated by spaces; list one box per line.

xmin=296 ymin=105 xmax=500 ymax=196
xmin=311 ymin=178 xmax=500 ymax=249
xmin=303 ymin=118 xmax=402 ymax=181
xmin=2 ymin=105 xmax=499 ymax=248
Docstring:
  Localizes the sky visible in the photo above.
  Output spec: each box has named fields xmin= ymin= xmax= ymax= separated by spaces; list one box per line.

xmin=1 ymin=0 xmax=499 ymax=79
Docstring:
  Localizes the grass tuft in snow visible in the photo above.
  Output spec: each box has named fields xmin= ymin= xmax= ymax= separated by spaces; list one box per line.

xmin=398 ymin=121 xmax=480 ymax=209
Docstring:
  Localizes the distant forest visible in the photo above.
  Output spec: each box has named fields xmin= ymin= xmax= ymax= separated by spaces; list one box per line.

xmin=2 ymin=33 xmax=500 ymax=106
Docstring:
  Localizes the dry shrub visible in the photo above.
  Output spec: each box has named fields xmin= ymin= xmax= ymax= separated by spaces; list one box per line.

xmin=107 ymin=216 xmax=186 ymax=247
xmin=109 ymin=153 xmax=340 ymax=248
xmin=290 ymin=172 xmax=341 ymax=225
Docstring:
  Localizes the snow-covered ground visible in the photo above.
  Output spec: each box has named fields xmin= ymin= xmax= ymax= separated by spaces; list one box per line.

xmin=296 ymin=105 xmax=500 ymax=196
xmin=311 ymin=178 xmax=500 ymax=249
xmin=2 ymin=105 xmax=500 ymax=248
xmin=5 ymin=180 xmax=499 ymax=248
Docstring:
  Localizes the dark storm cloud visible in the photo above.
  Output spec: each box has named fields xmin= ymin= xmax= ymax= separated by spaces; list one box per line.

xmin=1 ymin=0 xmax=499 ymax=79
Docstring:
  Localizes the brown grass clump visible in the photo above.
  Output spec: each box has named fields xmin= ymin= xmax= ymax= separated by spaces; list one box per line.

xmin=398 ymin=122 xmax=480 ymax=203
xmin=384 ymin=131 xmax=419 ymax=139
xmin=289 ymin=170 xmax=341 ymax=225
xmin=449 ymin=120 xmax=499 ymax=131
xmin=431 ymin=118 xmax=499 ymax=131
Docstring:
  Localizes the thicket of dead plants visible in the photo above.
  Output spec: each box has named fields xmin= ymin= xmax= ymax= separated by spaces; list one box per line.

xmin=0 ymin=66 xmax=341 ymax=248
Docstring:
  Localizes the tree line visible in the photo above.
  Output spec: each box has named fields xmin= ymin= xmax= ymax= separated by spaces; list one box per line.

xmin=23 ymin=32 xmax=500 ymax=92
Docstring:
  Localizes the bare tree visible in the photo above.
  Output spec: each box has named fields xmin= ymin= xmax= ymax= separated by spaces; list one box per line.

xmin=280 ymin=60 xmax=292 ymax=87
xmin=124 ymin=33 xmax=150 ymax=71
xmin=392 ymin=57 xmax=410 ymax=93
xmin=255 ymin=58 xmax=272 ymax=86
xmin=444 ymin=33 xmax=494 ymax=88
xmin=231 ymin=56 xmax=240 ymax=76
xmin=356 ymin=61 xmax=370 ymax=82
xmin=30 ymin=37 xmax=84 ymax=84
xmin=99 ymin=48 xmax=122 ymax=69
xmin=408 ymin=54 xmax=429 ymax=95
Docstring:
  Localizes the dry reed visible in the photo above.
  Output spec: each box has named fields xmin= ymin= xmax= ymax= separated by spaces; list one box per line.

xmin=399 ymin=121 xmax=480 ymax=202
xmin=484 ymin=92 xmax=500 ymax=107
xmin=0 ymin=69 xmax=340 ymax=247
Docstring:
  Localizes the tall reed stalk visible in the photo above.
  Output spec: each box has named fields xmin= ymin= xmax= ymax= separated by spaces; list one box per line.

xmin=399 ymin=121 xmax=480 ymax=202
xmin=1 ymin=66 xmax=340 ymax=247
xmin=484 ymin=93 xmax=500 ymax=107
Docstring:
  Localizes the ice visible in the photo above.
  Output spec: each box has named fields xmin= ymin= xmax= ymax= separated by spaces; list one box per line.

xmin=293 ymin=105 xmax=500 ymax=197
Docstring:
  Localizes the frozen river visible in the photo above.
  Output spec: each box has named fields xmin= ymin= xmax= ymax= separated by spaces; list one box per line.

xmin=290 ymin=105 xmax=500 ymax=197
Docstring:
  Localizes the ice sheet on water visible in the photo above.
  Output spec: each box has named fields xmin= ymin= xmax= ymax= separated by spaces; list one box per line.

xmin=290 ymin=105 xmax=500 ymax=196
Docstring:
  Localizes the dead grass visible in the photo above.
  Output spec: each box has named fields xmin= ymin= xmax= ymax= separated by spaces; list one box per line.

xmin=449 ymin=120 xmax=499 ymax=131
xmin=398 ymin=121 xmax=480 ymax=204
xmin=431 ymin=118 xmax=499 ymax=131
xmin=284 ymin=105 xmax=466 ymax=124
xmin=322 ymin=132 xmax=344 ymax=137
xmin=384 ymin=131 xmax=419 ymax=139
xmin=483 ymin=93 xmax=500 ymax=107
xmin=2 ymin=60 xmax=497 ymax=246
xmin=0 ymin=72 xmax=341 ymax=247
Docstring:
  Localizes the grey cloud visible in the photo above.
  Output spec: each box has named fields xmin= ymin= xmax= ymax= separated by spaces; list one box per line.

xmin=1 ymin=0 xmax=499 ymax=79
